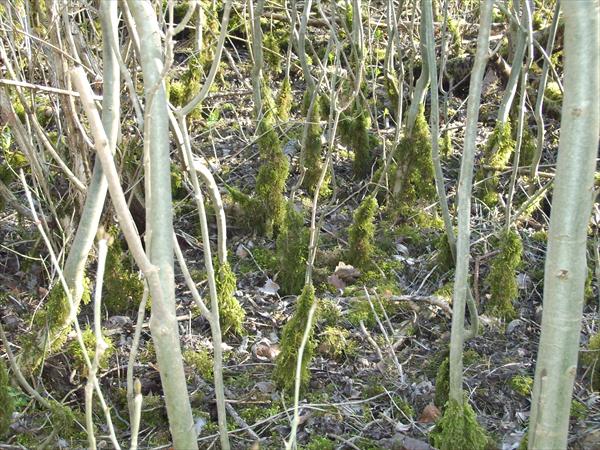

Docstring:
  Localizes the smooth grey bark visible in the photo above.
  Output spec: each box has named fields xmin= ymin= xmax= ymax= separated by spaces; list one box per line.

xmin=62 ymin=0 xmax=120 ymax=314
xmin=449 ymin=0 xmax=493 ymax=403
xmin=528 ymin=1 xmax=599 ymax=448
xmin=126 ymin=1 xmax=197 ymax=448
xmin=422 ymin=0 xmax=455 ymax=257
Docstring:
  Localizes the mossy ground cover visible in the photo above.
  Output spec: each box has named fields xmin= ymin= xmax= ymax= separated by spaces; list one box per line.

xmin=1 ymin=5 xmax=597 ymax=449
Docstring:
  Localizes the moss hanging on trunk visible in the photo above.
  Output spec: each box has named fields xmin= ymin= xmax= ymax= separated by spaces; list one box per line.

xmin=276 ymin=202 xmax=309 ymax=296
xmin=272 ymin=284 xmax=317 ymax=394
xmin=484 ymin=228 xmax=523 ymax=320
xmin=347 ymin=196 xmax=378 ymax=269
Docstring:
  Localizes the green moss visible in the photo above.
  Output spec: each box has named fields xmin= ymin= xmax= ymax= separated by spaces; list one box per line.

xmin=302 ymin=95 xmax=327 ymax=193
xmin=317 ymin=298 xmax=342 ymax=326
xmin=67 ymin=327 xmax=114 ymax=375
xmin=168 ymin=79 xmax=186 ymax=107
xmin=216 ymin=261 xmax=245 ymax=335
xmin=584 ymin=266 xmax=594 ymax=304
xmin=347 ymin=295 xmax=396 ymax=328
xmin=384 ymin=72 xmax=400 ymax=116
xmin=48 ymin=400 xmax=85 ymax=441
xmin=0 ymin=358 xmax=14 ymax=437
xmin=276 ymin=202 xmax=309 ymax=295
xmin=485 ymin=229 xmax=523 ymax=320
xmin=447 ymin=18 xmax=463 ymax=56
xmin=480 ymin=120 xmax=515 ymax=206
xmin=436 ymin=233 xmax=455 ymax=272
xmin=264 ymin=31 xmax=283 ymax=74
xmin=544 ymin=81 xmax=562 ymax=116
xmin=352 ymin=106 xmax=373 ymax=179
xmin=255 ymin=107 xmax=290 ymax=237
xmin=277 ymin=76 xmax=293 ymax=121
xmin=430 ymin=397 xmax=488 ymax=450
xmin=103 ymin=229 xmax=144 ymax=315
xmin=570 ymin=399 xmax=588 ymax=420
xmin=389 ymin=106 xmax=436 ymax=207
xmin=183 ymin=348 xmax=213 ymax=381
xmin=141 ymin=393 xmax=168 ymax=428
xmin=348 ymin=196 xmax=378 ymax=269
xmin=435 ymin=357 xmax=450 ymax=407
xmin=318 ymin=326 xmax=356 ymax=360
xmin=240 ymin=403 xmax=281 ymax=424
xmin=273 ymin=284 xmax=317 ymax=394
xmin=509 ymin=375 xmax=533 ymax=397
xmin=301 ymin=436 xmax=335 ymax=450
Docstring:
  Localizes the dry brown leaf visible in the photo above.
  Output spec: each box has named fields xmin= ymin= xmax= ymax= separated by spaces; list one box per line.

xmin=418 ymin=403 xmax=441 ymax=423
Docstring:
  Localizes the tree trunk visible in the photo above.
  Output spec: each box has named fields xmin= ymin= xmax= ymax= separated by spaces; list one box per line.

xmin=528 ymin=1 xmax=599 ymax=448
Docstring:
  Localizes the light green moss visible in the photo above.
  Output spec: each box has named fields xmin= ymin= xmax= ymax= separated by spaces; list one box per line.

xmin=0 ymin=358 xmax=14 ymax=438
xmin=67 ymin=327 xmax=114 ymax=375
xmin=436 ymin=233 xmax=455 ymax=272
xmin=384 ymin=72 xmax=400 ymax=116
xmin=255 ymin=106 xmax=290 ymax=237
xmin=509 ymin=375 xmax=533 ymax=397
xmin=348 ymin=196 xmax=378 ymax=269
xmin=48 ymin=399 xmax=85 ymax=441
xmin=301 ymin=436 xmax=335 ymax=450
xmin=434 ymin=357 xmax=450 ymax=407
xmin=273 ymin=284 xmax=317 ymax=394
xmin=183 ymin=349 xmax=213 ymax=381
xmin=570 ymin=399 xmax=588 ymax=420
xmin=430 ymin=397 xmax=488 ymax=450
xmin=447 ymin=18 xmax=463 ymax=56
xmin=485 ymin=229 xmax=523 ymax=320
xmin=302 ymin=95 xmax=326 ymax=193
xmin=216 ymin=261 xmax=245 ymax=335
xmin=276 ymin=202 xmax=309 ymax=295
xmin=441 ymin=131 xmax=453 ymax=158
xmin=390 ymin=106 xmax=436 ymax=207
xmin=479 ymin=120 xmax=515 ymax=206
xmin=277 ymin=76 xmax=293 ymax=121
xmin=544 ymin=81 xmax=562 ymax=116
xmin=318 ymin=326 xmax=356 ymax=360
xmin=103 ymin=228 xmax=144 ymax=315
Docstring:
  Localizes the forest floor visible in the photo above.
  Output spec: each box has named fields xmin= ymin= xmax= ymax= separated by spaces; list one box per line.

xmin=1 ymin=14 xmax=600 ymax=450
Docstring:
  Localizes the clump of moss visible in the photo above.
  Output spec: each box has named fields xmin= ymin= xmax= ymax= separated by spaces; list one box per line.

xmin=544 ymin=81 xmax=562 ymax=116
xmin=103 ymin=228 xmax=144 ymax=315
xmin=240 ymin=403 xmax=281 ymax=424
xmin=67 ymin=327 xmax=114 ymax=375
xmin=347 ymin=295 xmax=396 ymax=328
xmin=216 ymin=261 xmax=245 ymax=335
xmin=273 ymin=284 xmax=317 ymax=394
xmin=570 ymin=399 xmax=588 ymax=420
xmin=318 ymin=326 xmax=356 ymax=360
xmin=430 ymin=397 xmax=488 ymax=450
xmin=441 ymin=131 xmax=453 ymax=158
xmin=388 ymin=106 xmax=436 ymax=207
xmin=384 ymin=72 xmax=400 ymax=116
xmin=277 ymin=76 xmax=293 ymax=121
xmin=436 ymin=233 xmax=455 ymax=272
xmin=276 ymin=202 xmax=309 ymax=296
xmin=183 ymin=348 xmax=213 ymax=381
xmin=509 ymin=375 xmax=533 ymax=397
xmin=168 ymin=79 xmax=186 ymax=107
xmin=347 ymin=196 xmax=378 ymax=269
xmin=435 ymin=357 xmax=450 ymax=407
xmin=48 ymin=399 xmax=85 ymax=441
xmin=317 ymin=298 xmax=342 ymax=326
xmin=255 ymin=102 xmax=290 ymax=237
xmin=20 ymin=277 xmax=90 ymax=372
xmin=447 ymin=18 xmax=463 ymax=56
xmin=479 ymin=120 xmax=515 ymax=206
xmin=0 ymin=358 xmax=14 ymax=438
xmin=301 ymin=436 xmax=335 ymax=450
xmin=263 ymin=31 xmax=283 ymax=74
xmin=352 ymin=106 xmax=373 ymax=179
xmin=302 ymin=95 xmax=326 ymax=193
xmin=485 ymin=229 xmax=523 ymax=320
